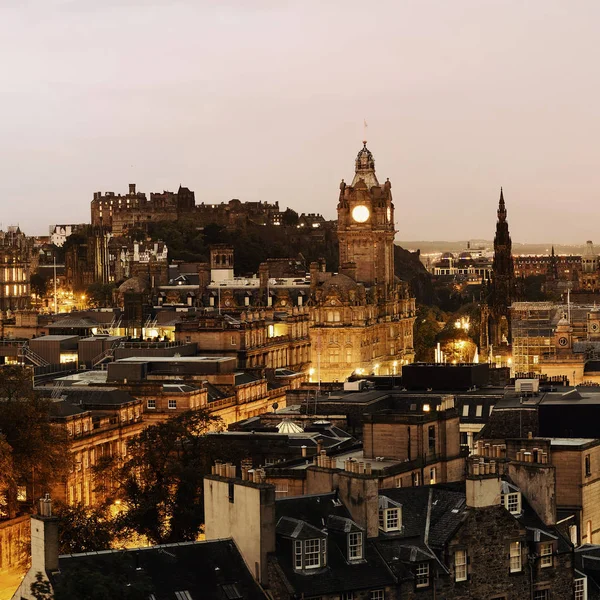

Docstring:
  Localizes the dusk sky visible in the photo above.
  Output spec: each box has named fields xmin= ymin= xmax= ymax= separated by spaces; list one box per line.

xmin=1 ymin=0 xmax=599 ymax=243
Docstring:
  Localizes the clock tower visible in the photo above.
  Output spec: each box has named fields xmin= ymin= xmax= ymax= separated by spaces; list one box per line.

xmin=337 ymin=142 xmax=395 ymax=293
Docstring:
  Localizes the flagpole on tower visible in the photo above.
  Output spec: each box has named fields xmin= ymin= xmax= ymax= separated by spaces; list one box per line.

xmin=363 ymin=118 xmax=368 ymax=144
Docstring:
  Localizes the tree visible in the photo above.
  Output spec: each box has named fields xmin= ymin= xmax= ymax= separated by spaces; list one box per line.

xmin=0 ymin=367 xmax=70 ymax=518
xmin=30 ymin=273 xmax=49 ymax=300
xmin=55 ymin=503 xmax=116 ymax=554
xmin=102 ymin=410 xmax=225 ymax=545
xmin=85 ymin=282 xmax=116 ymax=308
xmin=413 ymin=306 xmax=445 ymax=362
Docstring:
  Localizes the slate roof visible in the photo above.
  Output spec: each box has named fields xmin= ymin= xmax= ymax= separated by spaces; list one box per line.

xmin=273 ymin=493 xmax=396 ymax=596
xmin=575 ymin=545 xmax=600 ymax=600
xmin=62 ymin=388 xmax=139 ymax=407
xmin=52 ymin=539 xmax=266 ymax=600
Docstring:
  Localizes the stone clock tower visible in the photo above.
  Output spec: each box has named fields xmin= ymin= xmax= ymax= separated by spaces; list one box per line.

xmin=337 ymin=142 xmax=395 ymax=294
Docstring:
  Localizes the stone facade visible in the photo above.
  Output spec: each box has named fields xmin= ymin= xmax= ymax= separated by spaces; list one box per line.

xmin=310 ymin=143 xmax=416 ymax=382
xmin=0 ymin=226 xmax=33 ymax=311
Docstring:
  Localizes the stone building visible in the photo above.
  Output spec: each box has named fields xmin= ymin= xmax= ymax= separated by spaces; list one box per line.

xmin=203 ymin=451 xmax=577 ymax=599
xmin=91 ymin=183 xmax=195 ymax=235
xmin=309 ymin=142 xmax=415 ymax=381
xmin=0 ymin=226 xmax=34 ymax=311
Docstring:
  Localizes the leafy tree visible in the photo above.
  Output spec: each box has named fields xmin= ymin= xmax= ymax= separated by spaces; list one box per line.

xmin=413 ymin=305 xmax=445 ymax=362
xmin=101 ymin=410 xmax=225 ymax=544
xmin=30 ymin=273 xmax=49 ymax=300
xmin=86 ymin=282 xmax=116 ymax=308
xmin=55 ymin=503 xmax=116 ymax=554
xmin=0 ymin=367 xmax=70 ymax=517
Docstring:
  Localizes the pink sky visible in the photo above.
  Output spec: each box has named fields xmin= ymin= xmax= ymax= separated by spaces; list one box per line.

xmin=1 ymin=0 xmax=599 ymax=243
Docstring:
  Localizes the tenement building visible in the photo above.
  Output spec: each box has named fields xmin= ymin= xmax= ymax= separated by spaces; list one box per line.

xmin=309 ymin=142 xmax=415 ymax=381
xmin=0 ymin=226 xmax=34 ymax=311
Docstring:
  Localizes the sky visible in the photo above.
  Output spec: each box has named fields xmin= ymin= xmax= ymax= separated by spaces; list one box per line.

xmin=1 ymin=0 xmax=599 ymax=243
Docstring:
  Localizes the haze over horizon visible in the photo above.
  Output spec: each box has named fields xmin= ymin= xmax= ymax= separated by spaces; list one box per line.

xmin=2 ymin=0 xmax=599 ymax=243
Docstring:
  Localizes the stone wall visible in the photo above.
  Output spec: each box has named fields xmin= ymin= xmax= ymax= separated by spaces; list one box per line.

xmin=0 ymin=515 xmax=30 ymax=573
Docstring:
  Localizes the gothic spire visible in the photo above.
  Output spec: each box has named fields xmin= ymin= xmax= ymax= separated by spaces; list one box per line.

xmin=497 ymin=187 xmax=507 ymax=222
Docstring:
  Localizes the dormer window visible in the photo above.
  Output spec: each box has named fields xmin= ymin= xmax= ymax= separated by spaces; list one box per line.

xmin=379 ymin=507 xmax=400 ymax=532
xmin=294 ymin=538 xmax=323 ymax=570
xmin=416 ymin=562 xmax=430 ymax=588
xmin=348 ymin=532 xmax=363 ymax=560
xmin=379 ymin=497 xmax=402 ymax=532
xmin=501 ymin=491 xmax=521 ymax=515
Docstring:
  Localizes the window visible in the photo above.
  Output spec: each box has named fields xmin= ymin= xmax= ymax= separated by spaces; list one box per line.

xmin=586 ymin=454 xmax=591 ymax=477
xmin=533 ymin=591 xmax=548 ymax=600
xmin=305 ymin=539 xmax=321 ymax=568
xmin=348 ymin=532 xmax=363 ymax=560
xmin=168 ymin=399 xmax=177 ymax=409
xmin=294 ymin=540 xmax=302 ymax=569
xmin=462 ymin=404 xmax=469 ymax=417
xmin=412 ymin=472 xmax=420 ymax=487
xmin=510 ymin=541 xmax=522 ymax=573
xmin=428 ymin=426 xmax=436 ymax=452
xmin=341 ymin=594 xmax=354 ymax=600
xmin=147 ymin=399 xmax=156 ymax=409
xmin=575 ymin=577 xmax=587 ymax=600
xmin=429 ymin=468 xmax=436 ymax=485
xmin=454 ymin=549 xmax=467 ymax=581
xmin=539 ymin=542 xmax=552 ymax=568
xmin=476 ymin=405 xmax=483 ymax=417
xmin=370 ymin=591 xmax=384 ymax=600
xmin=502 ymin=492 xmax=521 ymax=515
xmin=379 ymin=507 xmax=400 ymax=532
xmin=416 ymin=562 xmax=429 ymax=588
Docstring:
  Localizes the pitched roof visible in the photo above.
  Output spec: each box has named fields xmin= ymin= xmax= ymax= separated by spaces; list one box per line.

xmin=53 ymin=539 xmax=266 ymax=600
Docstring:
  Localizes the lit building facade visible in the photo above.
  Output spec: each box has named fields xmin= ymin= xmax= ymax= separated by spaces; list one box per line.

xmin=309 ymin=142 xmax=415 ymax=382
xmin=0 ymin=226 xmax=33 ymax=311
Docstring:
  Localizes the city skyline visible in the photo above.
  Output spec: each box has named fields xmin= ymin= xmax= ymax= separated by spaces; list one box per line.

xmin=2 ymin=0 xmax=600 ymax=243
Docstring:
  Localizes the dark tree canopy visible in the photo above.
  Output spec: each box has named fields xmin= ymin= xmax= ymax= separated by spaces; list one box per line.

xmin=0 ymin=367 xmax=70 ymax=518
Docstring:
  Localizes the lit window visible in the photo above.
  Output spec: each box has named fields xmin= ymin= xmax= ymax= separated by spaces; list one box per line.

xmin=416 ymin=562 xmax=429 ymax=588
xmin=454 ymin=549 xmax=467 ymax=582
xmin=370 ymin=591 xmax=384 ymax=600
xmin=534 ymin=591 xmax=548 ymax=600
xmin=510 ymin=541 xmax=522 ymax=573
xmin=502 ymin=492 xmax=521 ymax=515
xmin=304 ymin=538 xmax=321 ymax=569
xmin=574 ymin=577 xmax=587 ymax=600
xmin=429 ymin=468 xmax=436 ymax=485
xmin=348 ymin=532 xmax=363 ymax=560
xmin=462 ymin=405 xmax=469 ymax=417
xmin=168 ymin=399 xmax=177 ymax=409
xmin=17 ymin=486 xmax=27 ymax=502
xmin=147 ymin=399 xmax=156 ymax=409
xmin=475 ymin=405 xmax=483 ymax=417
xmin=379 ymin=507 xmax=400 ymax=532
xmin=539 ymin=542 xmax=552 ymax=568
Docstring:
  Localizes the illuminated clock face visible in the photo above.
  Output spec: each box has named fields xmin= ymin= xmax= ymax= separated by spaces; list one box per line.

xmin=387 ymin=207 xmax=391 ymax=221
xmin=558 ymin=336 xmax=568 ymax=347
xmin=352 ymin=205 xmax=370 ymax=223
